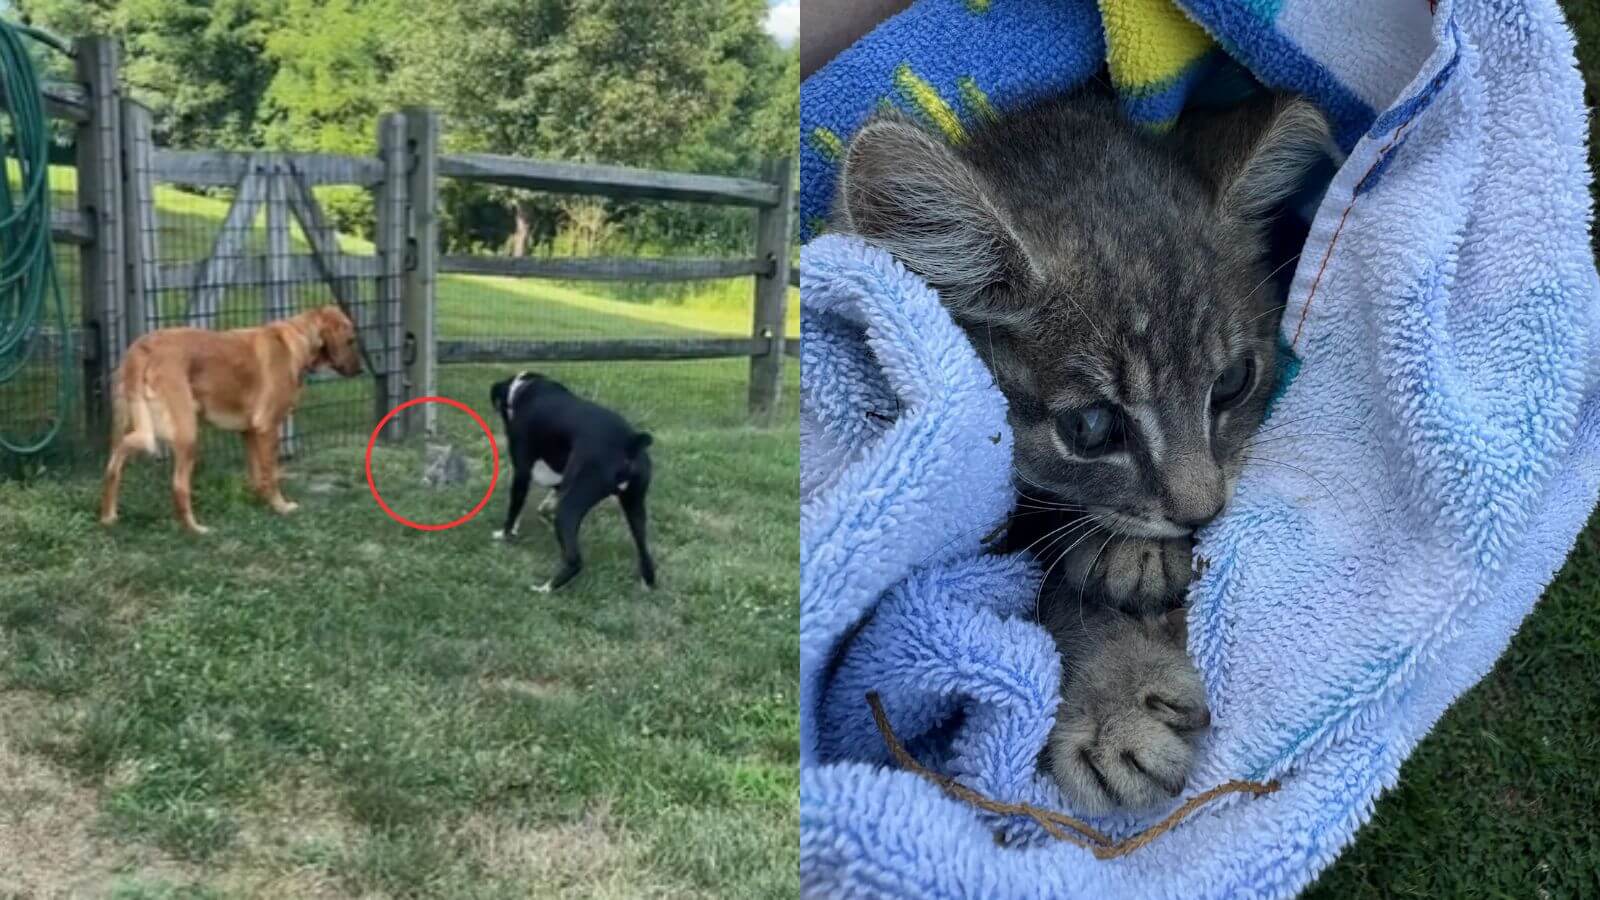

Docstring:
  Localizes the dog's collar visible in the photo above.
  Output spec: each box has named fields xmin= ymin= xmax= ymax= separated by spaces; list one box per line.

xmin=505 ymin=371 xmax=534 ymax=417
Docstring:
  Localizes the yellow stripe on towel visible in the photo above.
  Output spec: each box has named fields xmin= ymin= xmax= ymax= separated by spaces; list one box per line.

xmin=894 ymin=64 xmax=966 ymax=143
xmin=1098 ymin=0 xmax=1212 ymax=92
xmin=958 ymin=77 xmax=998 ymax=123
xmin=810 ymin=126 xmax=845 ymax=162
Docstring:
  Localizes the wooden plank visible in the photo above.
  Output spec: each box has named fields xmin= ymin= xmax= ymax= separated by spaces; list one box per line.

xmin=44 ymin=87 xmax=89 ymax=123
xmin=282 ymin=171 xmax=365 ymax=313
xmin=788 ymin=267 xmax=799 ymax=289
xmin=50 ymin=209 xmax=92 ymax=245
xmin=155 ymin=253 xmax=379 ymax=293
xmin=402 ymin=107 xmax=440 ymax=436
xmin=120 ymin=100 xmax=161 ymax=343
xmin=264 ymin=167 xmax=300 ymax=457
xmin=438 ymin=254 xmax=768 ymax=282
xmin=372 ymin=112 xmax=407 ymax=439
xmin=151 ymin=150 xmax=385 ymax=188
xmin=437 ymin=338 xmax=765 ymax=364
xmin=187 ymin=168 xmax=265 ymax=327
xmin=747 ymin=157 xmax=794 ymax=422
xmin=438 ymin=153 xmax=780 ymax=208
xmin=784 ymin=337 xmax=799 ymax=358
xmin=74 ymin=36 xmax=125 ymax=445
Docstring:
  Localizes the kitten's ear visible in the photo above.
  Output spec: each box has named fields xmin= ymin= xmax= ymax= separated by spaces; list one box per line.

xmin=838 ymin=113 xmax=1037 ymax=325
xmin=1178 ymin=95 xmax=1330 ymax=223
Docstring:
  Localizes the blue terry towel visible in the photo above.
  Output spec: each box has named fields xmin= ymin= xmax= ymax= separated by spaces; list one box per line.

xmin=799 ymin=0 xmax=1600 ymax=896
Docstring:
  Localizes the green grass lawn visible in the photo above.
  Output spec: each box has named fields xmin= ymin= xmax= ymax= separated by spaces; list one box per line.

xmin=4 ymin=157 xmax=799 ymax=896
xmin=1 ymin=359 xmax=799 ymax=898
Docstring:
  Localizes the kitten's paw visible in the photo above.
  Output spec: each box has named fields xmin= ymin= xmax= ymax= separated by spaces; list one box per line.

xmin=1065 ymin=534 xmax=1194 ymax=611
xmin=1044 ymin=617 xmax=1210 ymax=815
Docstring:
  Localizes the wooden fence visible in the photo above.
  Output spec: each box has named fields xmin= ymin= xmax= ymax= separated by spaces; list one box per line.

xmin=42 ymin=36 xmax=796 ymax=456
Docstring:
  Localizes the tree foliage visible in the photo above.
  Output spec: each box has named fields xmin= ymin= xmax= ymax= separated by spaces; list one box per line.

xmin=15 ymin=0 xmax=798 ymax=254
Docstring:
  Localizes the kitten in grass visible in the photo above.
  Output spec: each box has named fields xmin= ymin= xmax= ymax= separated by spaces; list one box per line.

xmin=836 ymin=86 xmax=1328 ymax=814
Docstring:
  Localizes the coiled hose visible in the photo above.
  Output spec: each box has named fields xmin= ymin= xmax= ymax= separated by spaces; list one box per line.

xmin=0 ymin=18 xmax=71 ymax=456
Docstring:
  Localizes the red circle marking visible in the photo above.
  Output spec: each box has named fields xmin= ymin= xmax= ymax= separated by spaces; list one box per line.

xmin=365 ymin=396 xmax=500 ymax=531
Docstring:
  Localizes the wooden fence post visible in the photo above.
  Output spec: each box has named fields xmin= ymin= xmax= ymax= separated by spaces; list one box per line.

xmin=263 ymin=160 xmax=300 ymax=456
xmin=74 ymin=37 xmax=125 ymax=446
xmin=748 ymin=157 xmax=794 ymax=423
xmin=373 ymin=112 xmax=408 ymax=440
xmin=120 ymin=99 xmax=159 ymax=344
xmin=401 ymin=107 xmax=439 ymax=437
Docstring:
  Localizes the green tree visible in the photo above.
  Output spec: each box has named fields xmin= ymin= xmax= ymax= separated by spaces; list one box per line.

xmin=18 ymin=0 xmax=284 ymax=148
xmin=258 ymin=0 xmax=402 ymax=156
xmin=256 ymin=0 xmax=405 ymax=236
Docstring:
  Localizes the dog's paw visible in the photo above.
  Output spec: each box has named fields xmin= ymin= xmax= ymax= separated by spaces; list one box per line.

xmin=186 ymin=524 xmax=211 ymax=536
xmin=273 ymin=500 xmax=300 ymax=515
xmin=99 ymin=513 xmax=117 ymax=527
xmin=531 ymin=581 xmax=553 ymax=594
xmin=1044 ymin=615 xmax=1210 ymax=815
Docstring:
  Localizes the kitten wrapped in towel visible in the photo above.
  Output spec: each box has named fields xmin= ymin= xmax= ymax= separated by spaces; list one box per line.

xmin=837 ymin=85 xmax=1329 ymax=813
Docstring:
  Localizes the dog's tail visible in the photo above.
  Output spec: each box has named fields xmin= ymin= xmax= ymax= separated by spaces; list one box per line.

xmin=624 ymin=432 xmax=653 ymax=459
xmin=112 ymin=345 xmax=159 ymax=455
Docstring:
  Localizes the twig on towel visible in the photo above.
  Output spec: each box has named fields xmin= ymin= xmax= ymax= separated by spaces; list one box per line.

xmin=866 ymin=691 xmax=1279 ymax=859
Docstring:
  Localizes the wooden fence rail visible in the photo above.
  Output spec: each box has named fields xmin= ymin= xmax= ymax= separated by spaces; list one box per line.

xmin=45 ymin=34 xmax=795 ymax=450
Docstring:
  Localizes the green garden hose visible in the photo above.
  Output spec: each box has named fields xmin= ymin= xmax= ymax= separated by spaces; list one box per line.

xmin=0 ymin=17 xmax=72 ymax=455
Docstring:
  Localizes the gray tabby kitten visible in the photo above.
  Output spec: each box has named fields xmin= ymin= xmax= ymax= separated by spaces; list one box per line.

xmin=421 ymin=442 xmax=469 ymax=487
xmin=836 ymin=87 xmax=1328 ymax=814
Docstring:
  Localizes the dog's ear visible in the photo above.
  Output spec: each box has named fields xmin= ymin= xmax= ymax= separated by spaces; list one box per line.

xmin=489 ymin=380 xmax=509 ymax=416
xmin=625 ymin=432 xmax=652 ymax=457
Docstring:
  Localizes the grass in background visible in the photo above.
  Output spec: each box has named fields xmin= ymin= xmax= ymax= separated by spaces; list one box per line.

xmin=1 ymin=360 xmax=799 ymax=898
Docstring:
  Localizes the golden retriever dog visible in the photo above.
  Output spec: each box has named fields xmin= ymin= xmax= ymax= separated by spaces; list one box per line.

xmin=98 ymin=305 xmax=363 ymax=534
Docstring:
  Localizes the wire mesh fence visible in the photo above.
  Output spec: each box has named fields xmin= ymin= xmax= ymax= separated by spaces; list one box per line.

xmin=0 ymin=156 xmax=88 ymax=477
xmin=136 ymin=174 xmax=401 ymax=462
xmin=5 ymin=79 xmax=794 ymax=479
xmin=436 ymin=197 xmax=766 ymax=345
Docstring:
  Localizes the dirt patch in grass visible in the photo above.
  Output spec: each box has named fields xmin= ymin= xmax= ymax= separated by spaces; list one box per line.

xmin=480 ymin=675 xmax=568 ymax=699
xmin=1 ymin=696 xmax=378 ymax=899
xmin=458 ymin=801 xmax=693 ymax=899
xmin=0 ymin=692 xmax=198 ymax=897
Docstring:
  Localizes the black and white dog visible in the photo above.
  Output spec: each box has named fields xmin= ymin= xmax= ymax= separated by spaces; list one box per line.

xmin=489 ymin=371 xmax=656 ymax=592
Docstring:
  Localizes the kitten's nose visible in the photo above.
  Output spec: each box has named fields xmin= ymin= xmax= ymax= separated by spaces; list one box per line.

xmin=1165 ymin=452 xmax=1225 ymax=530
xmin=1173 ymin=502 xmax=1223 ymax=532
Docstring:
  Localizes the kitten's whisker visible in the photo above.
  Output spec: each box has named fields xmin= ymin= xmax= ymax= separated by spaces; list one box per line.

xmin=910 ymin=507 xmax=1082 ymax=569
xmin=1244 ymin=253 xmax=1303 ymax=303
xmin=1239 ymin=453 xmax=1383 ymax=533
xmin=1075 ymin=530 xmax=1121 ymax=605
xmin=1030 ymin=516 xmax=1109 ymax=620
xmin=1017 ymin=514 xmax=1103 ymax=562
xmin=1253 ymin=412 xmax=1368 ymax=439
xmin=1241 ymin=431 xmax=1376 ymax=451
xmin=1012 ymin=498 xmax=1091 ymax=514
xmin=1011 ymin=466 xmax=1071 ymax=500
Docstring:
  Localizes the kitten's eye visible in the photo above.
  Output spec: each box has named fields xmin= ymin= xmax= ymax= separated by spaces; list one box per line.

xmin=1211 ymin=359 xmax=1254 ymax=410
xmin=1056 ymin=404 xmax=1124 ymax=457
